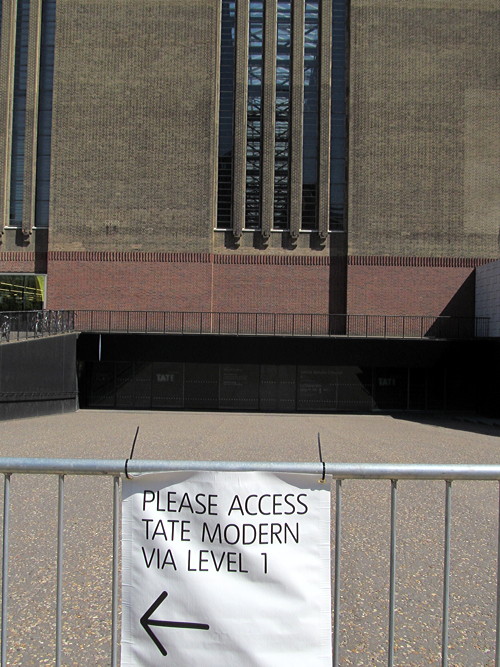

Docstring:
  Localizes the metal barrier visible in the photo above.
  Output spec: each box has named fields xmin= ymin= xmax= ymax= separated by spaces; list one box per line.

xmin=0 ymin=310 xmax=75 ymax=343
xmin=0 ymin=310 xmax=491 ymax=342
xmin=1 ymin=458 xmax=500 ymax=666
xmin=72 ymin=310 xmax=490 ymax=340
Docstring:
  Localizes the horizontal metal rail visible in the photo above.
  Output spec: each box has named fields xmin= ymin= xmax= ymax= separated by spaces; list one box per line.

xmin=0 ymin=311 xmax=490 ymax=341
xmin=1 ymin=458 xmax=500 ymax=479
xmin=71 ymin=310 xmax=490 ymax=340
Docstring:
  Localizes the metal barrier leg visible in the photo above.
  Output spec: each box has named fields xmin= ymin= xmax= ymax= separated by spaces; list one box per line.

xmin=495 ymin=482 xmax=500 ymax=667
xmin=441 ymin=480 xmax=452 ymax=667
xmin=111 ymin=476 xmax=120 ymax=667
xmin=333 ymin=479 xmax=342 ymax=667
xmin=1 ymin=474 xmax=11 ymax=667
xmin=388 ymin=480 xmax=397 ymax=667
xmin=56 ymin=475 xmax=64 ymax=666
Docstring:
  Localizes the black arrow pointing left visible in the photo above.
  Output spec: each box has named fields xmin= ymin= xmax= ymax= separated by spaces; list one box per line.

xmin=140 ymin=590 xmax=210 ymax=657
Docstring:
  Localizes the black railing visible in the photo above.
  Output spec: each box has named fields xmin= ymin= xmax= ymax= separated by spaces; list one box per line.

xmin=71 ymin=311 xmax=490 ymax=340
xmin=0 ymin=310 xmax=75 ymax=343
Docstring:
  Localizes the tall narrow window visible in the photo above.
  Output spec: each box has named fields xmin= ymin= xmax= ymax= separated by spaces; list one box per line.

xmin=35 ymin=0 xmax=56 ymax=228
xmin=10 ymin=0 xmax=30 ymax=228
xmin=273 ymin=1 xmax=291 ymax=230
xmin=245 ymin=1 xmax=264 ymax=229
xmin=216 ymin=0 xmax=236 ymax=230
xmin=216 ymin=0 xmax=347 ymax=236
xmin=330 ymin=0 xmax=347 ymax=231
xmin=301 ymin=0 xmax=319 ymax=231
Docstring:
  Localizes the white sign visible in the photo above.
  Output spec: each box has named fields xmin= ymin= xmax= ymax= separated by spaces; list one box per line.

xmin=121 ymin=471 xmax=331 ymax=666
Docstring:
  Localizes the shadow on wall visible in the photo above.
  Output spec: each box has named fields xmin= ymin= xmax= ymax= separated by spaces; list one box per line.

xmin=439 ymin=273 xmax=475 ymax=318
xmin=425 ymin=273 xmax=477 ymax=338
xmin=328 ymin=235 xmax=348 ymax=336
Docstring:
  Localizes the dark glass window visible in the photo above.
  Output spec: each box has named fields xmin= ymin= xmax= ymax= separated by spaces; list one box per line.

xmin=301 ymin=1 xmax=320 ymax=230
xmin=245 ymin=1 xmax=264 ymax=230
xmin=35 ymin=0 xmax=56 ymax=228
xmin=0 ymin=274 xmax=45 ymax=310
xmin=273 ymin=1 xmax=291 ymax=230
xmin=330 ymin=0 xmax=347 ymax=231
xmin=9 ymin=0 xmax=30 ymax=228
xmin=216 ymin=0 xmax=236 ymax=230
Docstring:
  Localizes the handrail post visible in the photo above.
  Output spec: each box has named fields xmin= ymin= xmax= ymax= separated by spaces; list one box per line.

xmin=388 ymin=479 xmax=397 ymax=667
xmin=333 ymin=479 xmax=342 ymax=667
xmin=111 ymin=476 xmax=120 ymax=667
xmin=55 ymin=475 xmax=64 ymax=667
xmin=441 ymin=480 xmax=452 ymax=666
xmin=1 ymin=474 xmax=11 ymax=667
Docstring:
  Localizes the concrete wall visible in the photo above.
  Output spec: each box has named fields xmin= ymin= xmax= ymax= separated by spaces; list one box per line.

xmin=476 ymin=260 xmax=500 ymax=337
xmin=0 ymin=334 xmax=78 ymax=420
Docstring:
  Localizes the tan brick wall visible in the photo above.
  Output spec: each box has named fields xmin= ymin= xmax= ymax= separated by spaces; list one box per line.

xmin=348 ymin=0 xmax=500 ymax=259
xmin=49 ymin=0 xmax=219 ymax=253
xmin=4 ymin=0 xmax=498 ymax=322
xmin=46 ymin=0 xmax=339 ymax=259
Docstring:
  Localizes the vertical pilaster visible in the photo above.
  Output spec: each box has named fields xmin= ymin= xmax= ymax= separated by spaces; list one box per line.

xmin=22 ymin=0 xmax=43 ymax=237
xmin=318 ymin=0 xmax=332 ymax=240
xmin=232 ymin=0 xmax=249 ymax=238
xmin=0 ymin=0 xmax=17 ymax=235
xmin=260 ymin=0 xmax=276 ymax=238
xmin=289 ymin=0 xmax=304 ymax=239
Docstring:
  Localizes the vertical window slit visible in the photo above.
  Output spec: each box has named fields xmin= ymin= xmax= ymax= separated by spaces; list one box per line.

xmin=273 ymin=1 xmax=291 ymax=230
xmin=245 ymin=0 xmax=264 ymax=230
xmin=302 ymin=0 xmax=319 ymax=231
xmin=216 ymin=0 xmax=236 ymax=230
xmin=35 ymin=0 xmax=56 ymax=228
xmin=9 ymin=0 xmax=31 ymax=228
xmin=330 ymin=0 xmax=347 ymax=231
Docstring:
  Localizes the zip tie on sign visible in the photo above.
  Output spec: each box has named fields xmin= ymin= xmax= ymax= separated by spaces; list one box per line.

xmin=317 ymin=432 xmax=326 ymax=483
xmin=125 ymin=426 xmax=140 ymax=479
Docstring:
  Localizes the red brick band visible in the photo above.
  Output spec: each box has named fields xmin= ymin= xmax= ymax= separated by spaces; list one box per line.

xmin=2 ymin=251 xmax=495 ymax=269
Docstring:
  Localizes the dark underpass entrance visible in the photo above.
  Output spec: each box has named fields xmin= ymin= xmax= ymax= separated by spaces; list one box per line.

xmin=76 ymin=333 xmax=489 ymax=414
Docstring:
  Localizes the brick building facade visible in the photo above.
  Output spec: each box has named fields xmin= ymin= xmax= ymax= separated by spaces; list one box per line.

xmin=1 ymin=0 xmax=499 ymax=413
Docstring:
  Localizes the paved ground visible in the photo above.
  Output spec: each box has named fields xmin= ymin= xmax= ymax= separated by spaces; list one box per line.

xmin=1 ymin=410 xmax=500 ymax=665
